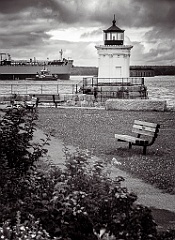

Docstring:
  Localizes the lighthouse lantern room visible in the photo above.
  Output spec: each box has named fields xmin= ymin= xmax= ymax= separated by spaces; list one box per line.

xmin=95 ymin=16 xmax=133 ymax=81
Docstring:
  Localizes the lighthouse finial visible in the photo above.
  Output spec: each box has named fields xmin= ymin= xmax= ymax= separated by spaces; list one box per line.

xmin=112 ymin=14 xmax=116 ymax=26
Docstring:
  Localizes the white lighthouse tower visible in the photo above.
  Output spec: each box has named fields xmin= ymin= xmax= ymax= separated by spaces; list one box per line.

xmin=95 ymin=16 xmax=133 ymax=82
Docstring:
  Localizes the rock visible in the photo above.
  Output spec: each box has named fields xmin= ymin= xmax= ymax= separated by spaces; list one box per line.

xmin=105 ymin=99 xmax=167 ymax=111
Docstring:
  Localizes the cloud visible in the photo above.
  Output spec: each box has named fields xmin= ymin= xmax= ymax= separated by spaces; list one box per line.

xmin=1 ymin=0 xmax=175 ymax=28
xmin=80 ymin=29 xmax=102 ymax=39
xmin=132 ymin=0 xmax=175 ymax=29
xmin=0 ymin=0 xmax=174 ymax=65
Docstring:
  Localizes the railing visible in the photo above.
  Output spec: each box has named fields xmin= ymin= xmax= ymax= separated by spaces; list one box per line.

xmin=96 ymin=89 xmax=148 ymax=101
xmin=80 ymin=77 xmax=144 ymax=88
xmin=0 ymin=78 xmax=148 ymax=103
xmin=0 ymin=83 xmax=77 ymax=96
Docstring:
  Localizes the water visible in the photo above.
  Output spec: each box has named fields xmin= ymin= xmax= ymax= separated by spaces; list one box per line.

xmin=144 ymin=76 xmax=175 ymax=109
xmin=0 ymin=75 xmax=175 ymax=109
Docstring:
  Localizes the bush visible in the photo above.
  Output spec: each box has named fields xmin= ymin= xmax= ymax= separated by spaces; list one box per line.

xmin=0 ymin=108 xmax=48 ymax=222
xmin=0 ymin=211 xmax=54 ymax=240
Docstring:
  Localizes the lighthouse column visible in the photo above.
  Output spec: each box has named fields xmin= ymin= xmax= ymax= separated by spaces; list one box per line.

xmin=95 ymin=16 xmax=133 ymax=82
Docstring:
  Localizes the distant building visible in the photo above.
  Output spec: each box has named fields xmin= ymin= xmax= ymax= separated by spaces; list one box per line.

xmin=130 ymin=66 xmax=155 ymax=77
xmin=95 ymin=16 xmax=133 ymax=81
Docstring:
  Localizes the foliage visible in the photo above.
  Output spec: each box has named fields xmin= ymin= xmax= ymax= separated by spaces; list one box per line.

xmin=0 ymin=107 xmax=39 ymax=176
xmin=157 ymin=229 xmax=175 ymax=240
xmin=0 ymin=108 xmax=48 ymax=222
xmin=48 ymin=148 xmax=158 ymax=240
xmin=0 ymin=211 xmax=55 ymax=240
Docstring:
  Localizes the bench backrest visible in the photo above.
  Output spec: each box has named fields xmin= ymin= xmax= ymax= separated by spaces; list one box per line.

xmin=34 ymin=94 xmax=60 ymax=101
xmin=53 ymin=94 xmax=61 ymax=101
xmin=132 ymin=120 xmax=160 ymax=138
xmin=35 ymin=94 xmax=53 ymax=100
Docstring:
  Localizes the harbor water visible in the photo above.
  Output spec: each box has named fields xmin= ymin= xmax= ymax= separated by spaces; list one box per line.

xmin=144 ymin=76 xmax=175 ymax=110
xmin=0 ymin=75 xmax=175 ymax=109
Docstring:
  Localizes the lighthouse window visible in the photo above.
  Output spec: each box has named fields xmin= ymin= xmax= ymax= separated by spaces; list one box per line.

xmin=104 ymin=33 xmax=107 ymax=40
xmin=118 ymin=33 xmax=124 ymax=40
xmin=112 ymin=33 xmax=117 ymax=40
xmin=107 ymin=33 xmax=111 ymax=40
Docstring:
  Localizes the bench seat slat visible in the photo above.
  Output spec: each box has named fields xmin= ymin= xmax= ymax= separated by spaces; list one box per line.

xmin=115 ymin=134 xmax=148 ymax=145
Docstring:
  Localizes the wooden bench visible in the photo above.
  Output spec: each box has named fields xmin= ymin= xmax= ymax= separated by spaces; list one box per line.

xmin=115 ymin=120 xmax=160 ymax=155
xmin=34 ymin=94 xmax=64 ymax=108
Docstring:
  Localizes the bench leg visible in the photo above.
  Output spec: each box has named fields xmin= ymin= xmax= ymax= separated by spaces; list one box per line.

xmin=143 ymin=146 xmax=147 ymax=155
xmin=129 ymin=142 xmax=132 ymax=149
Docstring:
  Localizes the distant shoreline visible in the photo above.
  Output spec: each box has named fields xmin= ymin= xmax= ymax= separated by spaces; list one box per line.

xmin=71 ymin=65 xmax=175 ymax=76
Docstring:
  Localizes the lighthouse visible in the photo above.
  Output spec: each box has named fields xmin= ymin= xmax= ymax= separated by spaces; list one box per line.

xmin=95 ymin=16 xmax=133 ymax=82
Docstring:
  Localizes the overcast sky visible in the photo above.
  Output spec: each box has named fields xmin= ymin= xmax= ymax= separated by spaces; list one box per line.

xmin=0 ymin=0 xmax=175 ymax=66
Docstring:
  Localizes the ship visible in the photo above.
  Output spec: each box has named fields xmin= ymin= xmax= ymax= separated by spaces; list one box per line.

xmin=0 ymin=50 xmax=73 ymax=80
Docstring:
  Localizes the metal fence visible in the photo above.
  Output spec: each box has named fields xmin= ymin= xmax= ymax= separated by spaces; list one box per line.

xmin=0 ymin=77 xmax=147 ymax=103
xmin=0 ymin=83 xmax=77 ymax=96
xmin=80 ymin=77 xmax=144 ymax=88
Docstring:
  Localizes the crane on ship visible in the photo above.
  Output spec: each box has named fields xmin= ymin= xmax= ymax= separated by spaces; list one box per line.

xmin=59 ymin=49 xmax=63 ymax=61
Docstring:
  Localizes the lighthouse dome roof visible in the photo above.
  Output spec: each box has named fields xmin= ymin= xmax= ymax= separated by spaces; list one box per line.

xmin=104 ymin=16 xmax=124 ymax=33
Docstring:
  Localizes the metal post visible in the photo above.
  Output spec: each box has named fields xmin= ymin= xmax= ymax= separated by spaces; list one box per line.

xmin=57 ymin=84 xmax=59 ymax=94
xmin=83 ymin=79 xmax=85 ymax=94
xmin=101 ymin=87 xmax=102 ymax=102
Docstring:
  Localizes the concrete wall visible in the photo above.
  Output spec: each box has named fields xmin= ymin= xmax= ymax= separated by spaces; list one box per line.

xmin=105 ymin=99 xmax=167 ymax=111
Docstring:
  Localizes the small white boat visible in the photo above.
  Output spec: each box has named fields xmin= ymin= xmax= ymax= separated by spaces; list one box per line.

xmin=35 ymin=68 xmax=58 ymax=81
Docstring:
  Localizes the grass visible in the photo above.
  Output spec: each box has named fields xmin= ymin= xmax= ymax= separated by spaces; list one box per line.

xmin=36 ymin=107 xmax=175 ymax=194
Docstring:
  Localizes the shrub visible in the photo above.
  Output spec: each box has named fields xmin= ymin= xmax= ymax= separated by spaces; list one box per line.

xmin=0 ymin=211 xmax=54 ymax=240
xmin=0 ymin=108 xmax=48 ymax=222
xmin=47 ymin=149 xmax=158 ymax=239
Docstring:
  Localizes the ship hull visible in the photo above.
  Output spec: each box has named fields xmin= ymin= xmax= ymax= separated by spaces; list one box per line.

xmin=0 ymin=64 xmax=72 ymax=80
xmin=0 ymin=73 xmax=70 ymax=80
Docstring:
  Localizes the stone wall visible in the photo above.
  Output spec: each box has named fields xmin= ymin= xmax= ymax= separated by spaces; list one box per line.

xmin=61 ymin=93 xmax=102 ymax=107
xmin=105 ymin=99 xmax=167 ymax=111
